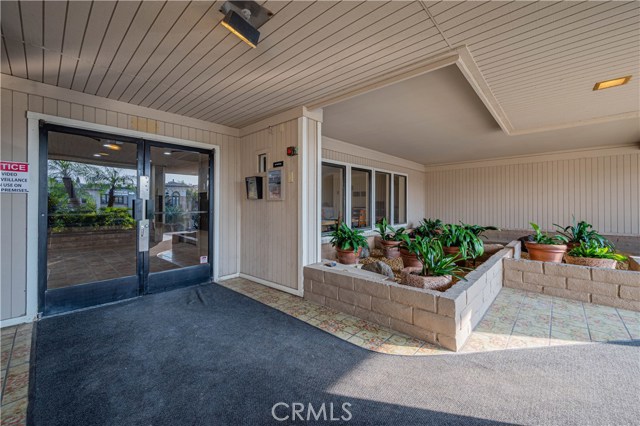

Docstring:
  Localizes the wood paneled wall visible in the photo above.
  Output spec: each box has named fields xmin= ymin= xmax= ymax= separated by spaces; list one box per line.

xmin=0 ymin=82 xmax=241 ymax=320
xmin=240 ymin=119 xmax=300 ymax=289
xmin=424 ymin=150 xmax=640 ymax=235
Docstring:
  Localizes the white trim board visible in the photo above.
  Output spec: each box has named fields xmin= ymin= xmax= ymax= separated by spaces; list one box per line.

xmin=24 ymin=113 xmax=222 ymax=320
xmin=2 ymin=74 xmax=239 ymax=137
xmin=423 ymin=144 xmax=640 ymax=172
xmin=322 ymin=136 xmax=426 ymax=173
xmin=237 ymin=273 xmax=304 ymax=297
xmin=239 ymin=106 xmax=323 ymax=137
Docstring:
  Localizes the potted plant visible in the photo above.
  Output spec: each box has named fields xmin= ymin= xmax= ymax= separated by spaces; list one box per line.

xmin=398 ymin=234 xmax=422 ymax=268
xmin=329 ymin=222 xmax=369 ymax=265
xmin=553 ymin=217 xmax=612 ymax=250
xmin=462 ymin=222 xmax=500 ymax=263
xmin=525 ymin=222 xmax=568 ymax=262
xmin=438 ymin=223 xmax=485 ymax=263
xmin=400 ymin=236 xmax=468 ymax=291
xmin=413 ymin=218 xmax=443 ymax=239
xmin=565 ymin=241 xmax=627 ymax=269
xmin=375 ymin=218 xmax=402 ymax=259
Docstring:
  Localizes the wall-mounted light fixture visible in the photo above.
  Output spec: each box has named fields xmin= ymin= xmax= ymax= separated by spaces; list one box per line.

xmin=220 ymin=1 xmax=272 ymax=48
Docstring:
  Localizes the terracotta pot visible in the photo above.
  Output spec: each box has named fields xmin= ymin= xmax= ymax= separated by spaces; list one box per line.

xmin=525 ymin=242 xmax=567 ymax=263
xmin=565 ymin=255 xmax=617 ymax=269
xmin=443 ymin=246 xmax=467 ymax=266
xmin=400 ymin=267 xmax=452 ymax=291
xmin=381 ymin=240 xmax=401 ymax=259
xmin=400 ymin=247 xmax=421 ymax=268
xmin=336 ymin=247 xmax=362 ymax=265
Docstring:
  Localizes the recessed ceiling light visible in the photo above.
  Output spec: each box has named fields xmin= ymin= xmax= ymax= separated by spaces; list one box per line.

xmin=593 ymin=76 xmax=631 ymax=91
xmin=103 ymin=143 xmax=121 ymax=151
xmin=164 ymin=152 xmax=172 ymax=156
xmin=93 ymin=154 xmax=101 ymax=157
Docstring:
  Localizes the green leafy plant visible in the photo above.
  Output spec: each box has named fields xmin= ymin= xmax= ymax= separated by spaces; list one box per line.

xmin=329 ymin=222 xmax=368 ymax=251
xmin=375 ymin=218 xmax=396 ymax=241
xmin=414 ymin=218 xmax=443 ymax=239
xmin=392 ymin=226 xmax=407 ymax=242
xmin=461 ymin=222 xmax=499 ymax=239
xmin=404 ymin=236 xmax=468 ymax=280
xmin=438 ymin=223 xmax=485 ymax=259
xmin=553 ymin=216 xmax=611 ymax=248
xmin=568 ymin=241 xmax=627 ymax=261
xmin=530 ymin=222 xmax=568 ymax=245
xmin=375 ymin=218 xmax=407 ymax=242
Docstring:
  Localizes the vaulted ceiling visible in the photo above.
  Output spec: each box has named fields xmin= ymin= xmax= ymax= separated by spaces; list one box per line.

xmin=1 ymin=1 xmax=639 ymax=134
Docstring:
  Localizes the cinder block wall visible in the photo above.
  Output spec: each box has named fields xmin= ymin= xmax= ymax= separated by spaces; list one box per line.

xmin=504 ymin=258 xmax=640 ymax=311
xmin=303 ymin=243 xmax=516 ymax=351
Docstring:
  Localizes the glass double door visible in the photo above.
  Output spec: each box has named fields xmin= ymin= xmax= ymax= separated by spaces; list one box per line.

xmin=40 ymin=125 xmax=213 ymax=316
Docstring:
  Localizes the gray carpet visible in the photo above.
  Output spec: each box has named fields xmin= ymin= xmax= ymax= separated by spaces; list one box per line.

xmin=29 ymin=283 xmax=640 ymax=426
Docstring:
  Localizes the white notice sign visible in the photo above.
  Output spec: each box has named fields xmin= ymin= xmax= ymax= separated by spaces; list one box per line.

xmin=0 ymin=161 xmax=29 ymax=193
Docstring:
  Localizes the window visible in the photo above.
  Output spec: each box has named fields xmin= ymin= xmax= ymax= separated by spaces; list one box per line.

xmin=375 ymin=171 xmax=390 ymax=224
xmin=258 ymin=153 xmax=267 ymax=173
xmin=351 ymin=168 xmax=371 ymax=229
xmin=321 ymin=163 xmax=345 ymax=235
xmin=394 ymin=175 xmax=407 ymax=225
xmin=320 ymin=162 xmax=408 ymax=236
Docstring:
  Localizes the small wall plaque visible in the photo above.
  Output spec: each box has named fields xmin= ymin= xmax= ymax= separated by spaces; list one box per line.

xmin=273 ymin=161 xmax=284 ymax=168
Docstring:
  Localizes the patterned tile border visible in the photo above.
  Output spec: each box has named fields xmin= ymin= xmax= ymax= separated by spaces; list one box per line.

xmin=219 ymin=278 xmax=639 ymax=356
xmin=1 ymin=322 xmax=33 ymax=426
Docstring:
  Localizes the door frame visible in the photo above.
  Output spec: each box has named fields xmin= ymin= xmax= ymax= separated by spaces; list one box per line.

xmin=26 ymin=112 xmax=221 ymax=318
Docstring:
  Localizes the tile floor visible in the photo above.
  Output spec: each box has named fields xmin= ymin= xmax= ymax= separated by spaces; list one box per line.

xmin=220 ymin=278 xmax=639 ymax=355
xmin=1 ymin=322 xmax=33 ymax=426
xmin=1 ymin=279 xmax=637 ymax=426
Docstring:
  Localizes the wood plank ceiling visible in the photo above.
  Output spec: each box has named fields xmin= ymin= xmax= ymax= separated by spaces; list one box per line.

xmin=1 ymin=1 xmax=639 ymax=131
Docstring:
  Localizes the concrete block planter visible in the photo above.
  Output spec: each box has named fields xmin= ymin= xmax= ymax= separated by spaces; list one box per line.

xmin=303 ymin=241 xmax=519 ymax=352
xmin=504 ymin=258 xmax=640 ymax=311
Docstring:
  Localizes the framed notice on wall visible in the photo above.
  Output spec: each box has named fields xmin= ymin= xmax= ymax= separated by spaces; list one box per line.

xmin=267 ymin=168 xmax=284 ymax=201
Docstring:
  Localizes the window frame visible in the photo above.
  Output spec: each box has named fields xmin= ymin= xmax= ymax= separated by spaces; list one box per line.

xmin=320 ymin=162 xmax=347 ymax=236
xmin=320 ymin=159 xmax=408 ymax=241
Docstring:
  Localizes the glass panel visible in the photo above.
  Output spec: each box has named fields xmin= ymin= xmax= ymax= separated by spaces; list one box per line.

xmin=394 ymin=175 xmax=407 ymax=224
xmin=149 ymin=146 xmax=210 ymax=273
xmin=46 ymin=131 xmax=137 ymax=289
xmin=321 ymin=163 xmax=344 ymax=234
xmin=351 ymin=168 xmax=371 ymax=229
xmin=375 ymin=171 xmax=390 ymax=225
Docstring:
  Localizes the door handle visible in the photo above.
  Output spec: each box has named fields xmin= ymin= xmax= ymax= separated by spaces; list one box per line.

xmin=138 ymin=219 xmax=150 ymax=252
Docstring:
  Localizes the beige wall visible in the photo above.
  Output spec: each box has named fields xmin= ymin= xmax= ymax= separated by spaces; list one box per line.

xmin=0 ymin=77 xmax=241 ymax=321
xmin=424 ymin=147 xmax=640 ymax=235
xmin=239 ymin=116 xmax=320 ymax=291
xmin=239 ymin=119 xmax=300 ymax=289
xmin=322 ymin=136 xmax=426 ymax=228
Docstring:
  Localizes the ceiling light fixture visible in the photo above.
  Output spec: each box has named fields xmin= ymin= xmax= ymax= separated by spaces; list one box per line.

xmin=93 ymin=154 xmax=101 ymax=157
xmin=164 ymin=152 xmax=172 ymax=156
xmin=220 ymin=1 xmax=272 ymax=48
xmin=593 ymin=76 xmax=631 ymax=91
xmin=103 ymin=143 xmax=122 ymax=151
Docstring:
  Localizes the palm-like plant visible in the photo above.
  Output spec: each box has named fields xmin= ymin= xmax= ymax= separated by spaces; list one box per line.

xmin=461 ymin=222 xmax=499 ymax=239
xmin=87 ymin=167 xmax=134 ymax=207
xmin=439 ymin=223 xmax=485 ymax=260
xmin=48 ymin=160 xmax=87 ymax=200
xmin=530 ymin=222 xmax=568 ymax=245
xmin=329 ymin=222 xmax=368 ymax=252
xmin=414 ymin=218 xmax=443 ymax=238
xmin=553 ymin=216 xmax=611 ymax=248
xmin=404 ymin=236 xmax=468 ymax=280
